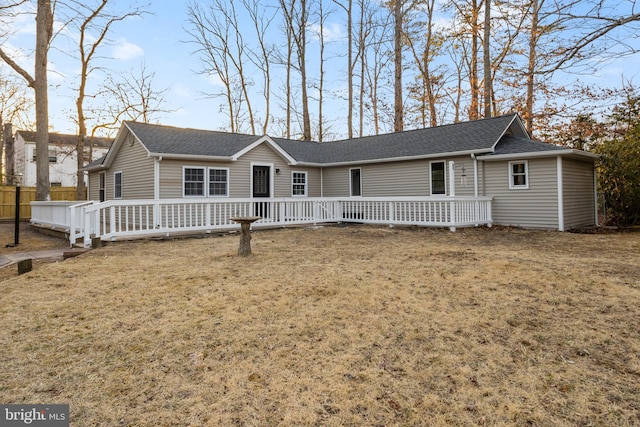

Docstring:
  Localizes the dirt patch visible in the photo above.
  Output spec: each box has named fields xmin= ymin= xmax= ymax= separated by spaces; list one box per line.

xmin=1 ymin=225 xmax=639 ymax=426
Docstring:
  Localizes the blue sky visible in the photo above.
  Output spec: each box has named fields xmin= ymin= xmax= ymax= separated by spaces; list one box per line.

xmin=1 ymin=1 xmax=639 ymax=138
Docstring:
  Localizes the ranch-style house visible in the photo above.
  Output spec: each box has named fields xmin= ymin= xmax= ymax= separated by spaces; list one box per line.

xmin=31 ymin=113 xmax=599 ymax=247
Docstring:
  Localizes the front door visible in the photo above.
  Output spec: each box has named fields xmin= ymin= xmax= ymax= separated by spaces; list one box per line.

xmin=253 ymin=166 xmax=270 ymax=217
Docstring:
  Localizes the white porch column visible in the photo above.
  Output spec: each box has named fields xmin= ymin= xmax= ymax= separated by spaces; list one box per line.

xmin=154 ymin=157 xmax=161 ymax=227
xmin=448 ymin=161 xmax=455 ymax=197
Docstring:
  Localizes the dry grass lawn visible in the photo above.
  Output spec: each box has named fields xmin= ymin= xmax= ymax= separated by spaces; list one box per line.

xmin=1 ymin=224 xmax=639 ymax=426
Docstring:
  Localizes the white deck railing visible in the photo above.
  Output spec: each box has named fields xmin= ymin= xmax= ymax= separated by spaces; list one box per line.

xmin=31 ymin=196 xmax=492 ymax=247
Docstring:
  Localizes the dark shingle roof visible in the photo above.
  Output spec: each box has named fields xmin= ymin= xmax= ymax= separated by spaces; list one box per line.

xmin=482 ymin=136 xmax=567 ymax=156
xmin=274 ymin=114 xmax=519 ymax=164
xmin=116 ymin=114 xmax=561 ymax=166
xmin=17 ymin=130 xmax=113 ymax=149
xmin=125 ymin=121 xmax=259 ymax=157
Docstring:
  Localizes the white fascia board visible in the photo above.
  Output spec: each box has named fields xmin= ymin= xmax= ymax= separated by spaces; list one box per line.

xmin=148 ymin=152 xmax=232 ymax=162
xmin=477 ymin=149 xmax=599 ymax=161
xmin=231 ymin=135 xmax=298 ymax=165
xmin=295 ymin=149 xmax=493 ymax=168
xmin=489 ymin=114 xmax=529 ymax=151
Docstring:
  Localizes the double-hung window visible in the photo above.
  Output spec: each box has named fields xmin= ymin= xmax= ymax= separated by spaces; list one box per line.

xmin=114 ymin=171 xmax=123 ymax=199
xmin=184 ymin=167 xmax=229 ymax=197
xmin=209 ymin=168 xmax=228 ymax=197
xmin=292 ymin=171 xmax=307 ymax=196
xmin=430 ymin=161 xmax=446 ymax=195
xmin=184 ymin=167 xmax=205 ymax=197
xmin=509 ymin=161 xmax=529 ymax=189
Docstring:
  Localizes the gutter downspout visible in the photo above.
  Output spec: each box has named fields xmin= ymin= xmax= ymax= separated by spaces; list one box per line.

xmin=557 ymin=156 xmax=564 ymax=232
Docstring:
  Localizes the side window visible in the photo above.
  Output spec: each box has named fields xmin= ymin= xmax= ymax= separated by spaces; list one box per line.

xmin=209 ymin=168 xmax=228 ymax=197
xmin=430 ymin=161 xmax=446 ymax=195
xmin=292 ymin=171 xmax=307 ymax=196
xmin=350 ymin=168 xmax=361 ymax=197
xmin=99 ymin=172 xmax=106 ymax=202
xmin=509 ymin=161 xmax=529 ymax=189
xmin=114 ymin=171 xmax=123 ymax=199
xmin=184 ymin=167 xmax=205 ymax=197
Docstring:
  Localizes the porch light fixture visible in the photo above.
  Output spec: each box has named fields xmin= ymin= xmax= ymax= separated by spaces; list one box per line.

xmin=275 ymin=168 xmax=281 ymax=174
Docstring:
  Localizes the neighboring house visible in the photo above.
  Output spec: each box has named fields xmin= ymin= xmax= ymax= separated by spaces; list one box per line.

xmin=84 ymin=113 xmax=599 ymax=231
xmin=14 ymin=131 xmax=112 ymax=187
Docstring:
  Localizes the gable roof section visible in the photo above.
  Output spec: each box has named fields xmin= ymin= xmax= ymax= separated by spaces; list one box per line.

xmin=124 ymin=121 xmax=297 ymax=164
xmin=478 ymin=136 xmax=600 ymax=160
xmin=274 ymin=113 xmax=520 ymax=165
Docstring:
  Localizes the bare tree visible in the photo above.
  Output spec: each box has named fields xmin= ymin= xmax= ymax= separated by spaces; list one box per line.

xmin=483 ymin=0 xmax=491 ymax=118
xmin=0 ymin=0 xmax=52 ymax=200
xmin=91 ymin=62 xmax=172 ymax=136
xmin=70 ymin=0 xmax=148 ymax=199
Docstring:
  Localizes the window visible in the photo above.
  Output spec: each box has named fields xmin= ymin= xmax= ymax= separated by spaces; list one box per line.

xmin=114 ymin=171 xmax=123 ymax=199
xmin=51 ymin=182 xmax=62 ymax=187
xmin=209 ymin=168 xmax=228 ymax=197
xmin=99 ymin=172 xmax=106 ymax=202
xmin=184 ymin=167 xmax=205 ymax=196
xmin=292 ymin=171 xmax=307 ymax=196
xmin=430 ymin=161 xmax=446 ymax=195
xmin=350 ymin=168 xmax=361 ymax=197
xmin=32 ymin=149 xmax=58 ymax=163
xmin=509 ymin=161 xmax=529 ymax=189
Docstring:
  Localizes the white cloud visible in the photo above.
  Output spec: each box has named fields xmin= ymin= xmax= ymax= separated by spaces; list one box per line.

xmin=111 ymin=38 xmax=144 ymax=61
xmin=205 ymin=72 xmax=225 ymax=87
xmin=171 ymin=82 xmax=194 ymax=98
xmin=309 ymin=22 xmax=344 ymax=43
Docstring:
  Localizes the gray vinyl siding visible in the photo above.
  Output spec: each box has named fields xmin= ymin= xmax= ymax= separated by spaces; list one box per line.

xmin=158 ymin=143 xmax=321 ymax=198
xmin=322 ymin=156 xmax=476 ymax=197
xmin=87 ymin=131 xmax=154 ymax=200
xmin=107 ymin=133 xmax=154 ymax=200
xmin=562 ymin=158 xmax=596 ymax=229
xmin=483 ymin=157 xmax=560 ymax=229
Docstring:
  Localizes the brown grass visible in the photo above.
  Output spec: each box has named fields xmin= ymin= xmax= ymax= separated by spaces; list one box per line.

xmin=1 ymin=225 xmax=639 ymax=426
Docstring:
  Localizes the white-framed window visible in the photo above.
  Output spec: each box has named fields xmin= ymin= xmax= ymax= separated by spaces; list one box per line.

xmin=509 ymin=160 xmax=529 ymax=189
xmin=350 ymin=168 xmax=362 ymax=197
xmin=183 ymin=167 xmax=205 ymax=197
xmin=208 ymin=168 xmax=229 ymax=197
xmin=114 ymin=171 xmax=123 ymax=199
xmin=430 ymin=161 xmax=446 ymax=195
xmin=291 ymin=171 xmax=308 ymax=196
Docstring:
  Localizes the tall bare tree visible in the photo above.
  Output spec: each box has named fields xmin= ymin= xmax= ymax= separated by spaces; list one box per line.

xmin=71 ymin=0 xmax=148 ymax=199
xmin=0 ymin=0 xmax=52 ymax=200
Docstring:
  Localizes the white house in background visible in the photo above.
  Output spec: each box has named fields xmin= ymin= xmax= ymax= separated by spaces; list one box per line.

xmin=14 ymin=131 xmax=112 ymax=187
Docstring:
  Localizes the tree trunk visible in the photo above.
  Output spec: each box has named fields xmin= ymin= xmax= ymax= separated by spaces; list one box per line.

xmin=393 ymin=0 xmax=404 ymax=132
xmin=35 ymin=0 xmax=52 ymax=201
xmin=525 ymin=0 xmax=539 ymax=134
xmin=483 ymin=0 xmax=491 ymax=118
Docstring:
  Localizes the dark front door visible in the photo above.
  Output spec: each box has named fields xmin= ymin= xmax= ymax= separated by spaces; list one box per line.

xmin=253 ymin=166 xmax=270 ymax=217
